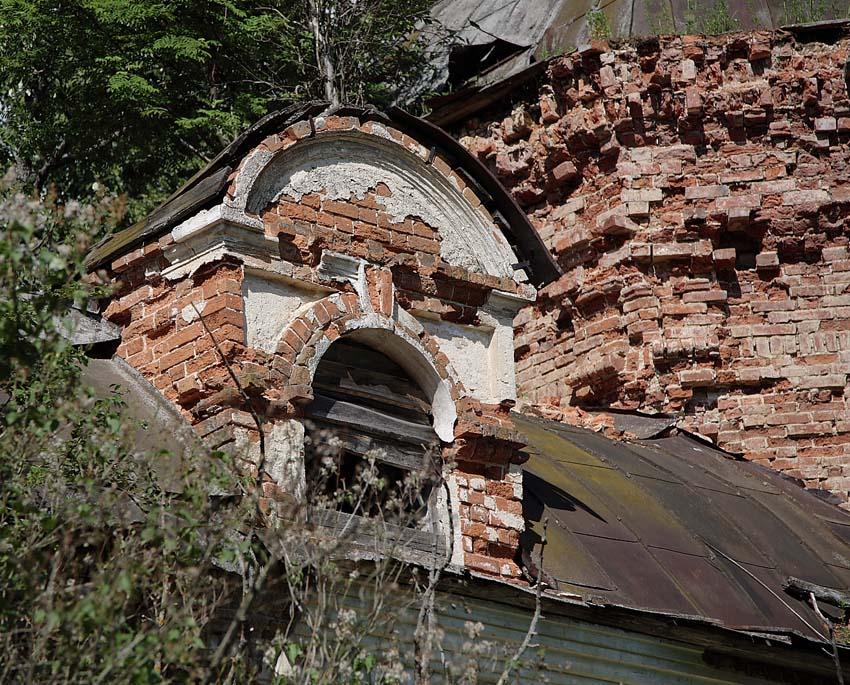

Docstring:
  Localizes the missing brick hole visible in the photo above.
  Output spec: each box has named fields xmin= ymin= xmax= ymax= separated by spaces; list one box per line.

xmin=717 ymin=232 xmax=763 ymax=271
xmin=685 ymin=388 xmax=720 ymax=414
xmin=784 ymin=19 xmax=850 ymax=46
xmin=570 ymin=377 xmax=620 ymax=407
xmin=737 ymin=378 xmax=783 ymax=395
xmin=555 ymin=307 xmax=575 ymax=332
xmin=446 ymin=39 xmax=526 ymax=90
xmin=777 ymin=237 xmax=823 ymax=265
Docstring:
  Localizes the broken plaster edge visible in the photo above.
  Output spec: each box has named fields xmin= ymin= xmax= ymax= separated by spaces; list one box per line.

xmin=163 ymin=212 xmax=276 ymax=281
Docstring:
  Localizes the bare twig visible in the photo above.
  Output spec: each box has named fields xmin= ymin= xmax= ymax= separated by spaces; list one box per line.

xmin=810 ymin=592 xmax=846 ymax=685
xmin=192 ymin=303 xmax=275 ymax=677
xmin=413 ymin=468 xmax=454 ymax=685
xmin=496 ymin=519 xmax=548 ymax=685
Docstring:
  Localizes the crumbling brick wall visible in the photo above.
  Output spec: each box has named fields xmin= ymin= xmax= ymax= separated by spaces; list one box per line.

xmin=100 ymin=113 xmax=533 ymax=577
xmin=454 ymin=31 xmax=850 ymax=505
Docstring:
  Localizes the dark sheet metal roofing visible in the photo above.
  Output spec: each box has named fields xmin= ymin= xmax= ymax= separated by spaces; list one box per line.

xmin=515 ymin=412 xmax=850 ymax=642
xmin=86 ymin=102 xmax=559 ymax=286
xmin=81 ymin=356 xmax=208 ymax=493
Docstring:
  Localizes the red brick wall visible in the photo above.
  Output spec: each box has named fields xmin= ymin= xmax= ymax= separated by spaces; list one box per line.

xmin=105 ymin=259 xmax=245 ymax=413
xmin=99 ymin=114 xmax=531 ymax=577
xmin=267 ymin=187 xmax=442 ymax=264
xmin=455 ymin=31 xmax=850 ymax=505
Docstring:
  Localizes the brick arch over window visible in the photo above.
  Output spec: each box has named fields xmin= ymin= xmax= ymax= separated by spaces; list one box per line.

xmin=274 ymin=292 xmax=463 ymax=442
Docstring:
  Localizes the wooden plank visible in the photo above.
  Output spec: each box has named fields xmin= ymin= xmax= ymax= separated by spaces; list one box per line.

xmin=305 ymin=393 xmax=437 ymax=446
xmin=313 ymin=376 xmax=429 ymax=417
xmin=310 ymin=508 xmax=446 ymax=557
xmin=315 ymin=359 xmax=430 ymax=408
xmin=307 ymin=422 xmax=433 ymax=471
xmin=323 ymin=340 xmax=413 ymax=380
xmin=784 ymin=576 xmax=850 ymax=608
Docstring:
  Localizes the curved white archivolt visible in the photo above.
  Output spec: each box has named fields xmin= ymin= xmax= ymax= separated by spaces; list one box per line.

xmin=337 ymin=326 xmax=457 ymax=443
xmin=232 ymin=132 xmax=518 ymax=278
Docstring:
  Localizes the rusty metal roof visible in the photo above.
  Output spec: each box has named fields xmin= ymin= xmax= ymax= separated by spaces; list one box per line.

xmin=515 ymin=412 xmax=850 ymax=642
xmin=86 ymin=102 xmax=560 ymax=286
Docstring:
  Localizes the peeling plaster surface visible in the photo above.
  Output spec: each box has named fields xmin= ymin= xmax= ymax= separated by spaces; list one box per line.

xmin=265 ymin=420 xmax=306 ymax=500
xmin=421 ymin=318 xmax=493 ymax=401
xmin=282 ymin=160 xmax=449 ymax=232
xmin=171 ymin=204 xmax=223 ymax=243
xmin=242 ymin=272 xmax=322 ymax=353
xmin=241 ymin=133 xmax=518 ymax=278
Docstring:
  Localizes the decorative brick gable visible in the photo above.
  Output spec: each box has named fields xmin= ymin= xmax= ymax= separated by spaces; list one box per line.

xmin=98 ymin=112 xmax=540 ymax=578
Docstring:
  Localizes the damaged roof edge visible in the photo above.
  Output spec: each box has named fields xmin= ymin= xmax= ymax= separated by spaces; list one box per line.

xmin=387 ymin=106 xmax=560 ymax=284
xmin=426 ymin=58 xmax=550 ymax=128
xmin=86 ymin=102 xmax=560 ymax=286
xmin=458 ymin=570 xmax=849 ymax=680
xmin=85 ymin=101 xmax=329 ymax=271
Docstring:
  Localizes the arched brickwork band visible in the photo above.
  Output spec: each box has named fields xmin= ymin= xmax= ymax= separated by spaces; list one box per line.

xmin=272 ymin=292 xmax=464 ymax=442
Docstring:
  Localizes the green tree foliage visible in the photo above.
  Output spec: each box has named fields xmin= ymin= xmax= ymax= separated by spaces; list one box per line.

xmin=0 ymin=0 xmax=436 ymax=222
xmin=0 ymin=180 xmax=260 ymax=681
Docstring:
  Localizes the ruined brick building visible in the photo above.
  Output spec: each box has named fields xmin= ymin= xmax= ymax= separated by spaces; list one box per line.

xmin=76 ymin=22 xmax=850 ymax=684
xmin=440 ymin=27 xmax=850 ymax=509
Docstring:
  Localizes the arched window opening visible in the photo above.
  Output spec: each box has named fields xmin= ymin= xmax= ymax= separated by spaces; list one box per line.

xmin=303 ymin=337 xmax=442 ymax=533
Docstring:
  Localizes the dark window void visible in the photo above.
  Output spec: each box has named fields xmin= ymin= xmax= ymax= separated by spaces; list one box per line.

xmin=447 ymin=39 xmax=526 ymax=88
xmin=303 ymin=338 xmax=439 ymax=526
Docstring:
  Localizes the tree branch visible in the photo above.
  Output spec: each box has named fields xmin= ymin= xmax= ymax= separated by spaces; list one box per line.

xmin=309 ymin=0 xmax=339 ymax=105
xmin=496 ymin=519 xmax=547 ymax=685
xmin=786 ymin=576 xmax=850 ymax=609
xmin=810 ymin=592 xmax=845 ymax=685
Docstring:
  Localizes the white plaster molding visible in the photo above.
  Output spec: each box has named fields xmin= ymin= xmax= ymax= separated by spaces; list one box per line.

xmin=393 ymin=302 xmax=424 ymax=337
xmin=163 ymin=217 xmax=276 ymax=281
xmin=484 ymin=287 xmax=536 ymax=312
xmin=265 ymin=420 xmax=307 ymax=500
xmin=419 ymin=317 xmax=494 ymax=402
xmin=419 ymin=292 xmax=525 ymax=405
xmin=478 ymin=289 xmax=535 ymax=404
xmin=170 ymin=204 xmax=224 ymax=243
xmin=234 ymin=420 xmax=307 ymax=501
xmin=317 ymin=250 xmax=362 ymax=285
xmin=445 ymin=473 xmax=466 ymax=570
xmin=316 ymin=250 xmax=371 ymax=312
xmin=225 ymin=131 xmax=519 ymax=279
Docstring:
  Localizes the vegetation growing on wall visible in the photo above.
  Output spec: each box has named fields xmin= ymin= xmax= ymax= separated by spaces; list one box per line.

xmin=0 ymin=176 xmax=546 ymax=682
xmin=587 ymin=7 xmax=612 ymax=40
